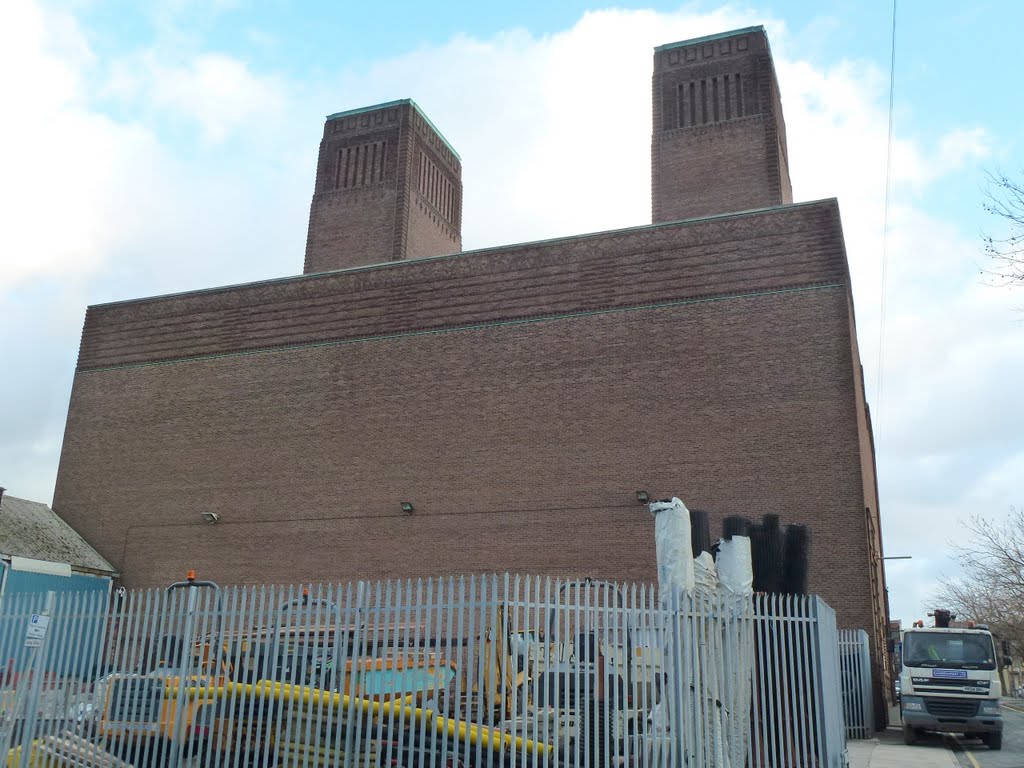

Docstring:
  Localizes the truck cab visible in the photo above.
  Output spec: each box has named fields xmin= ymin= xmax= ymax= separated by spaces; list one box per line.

xmin=900 ymin=625 xmax=1003 ymax=750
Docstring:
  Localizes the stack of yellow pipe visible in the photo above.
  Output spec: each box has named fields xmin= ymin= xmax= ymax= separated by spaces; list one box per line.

xmin=175 ymin=679 xmax=553 ymax=761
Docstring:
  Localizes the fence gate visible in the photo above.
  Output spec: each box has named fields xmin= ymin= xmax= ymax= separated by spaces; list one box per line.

xmin=838 ymin=629 xmax=874 ymax=740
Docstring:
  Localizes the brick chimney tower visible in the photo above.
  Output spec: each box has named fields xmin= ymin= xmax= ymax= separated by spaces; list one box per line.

xmin=304 ymin=99 xmax=462 ymax=273
xmin=651 ymin=26 xmax=793 ymax=223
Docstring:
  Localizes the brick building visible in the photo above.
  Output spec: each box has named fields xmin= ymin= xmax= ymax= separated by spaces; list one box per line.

xmin=52 ymin=26 xmax=889 ymax=707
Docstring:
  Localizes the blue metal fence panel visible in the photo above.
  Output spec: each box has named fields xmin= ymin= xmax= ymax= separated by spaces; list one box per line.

xmin=0 ymin=566 xmax=111 ymax=679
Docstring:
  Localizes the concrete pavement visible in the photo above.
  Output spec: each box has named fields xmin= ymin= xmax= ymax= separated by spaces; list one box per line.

xmin=848 ymin=729 xmax=959 ymax=768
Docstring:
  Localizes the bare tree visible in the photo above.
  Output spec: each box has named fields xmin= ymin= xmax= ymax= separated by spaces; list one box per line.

xmin=935 ymin=507 xmax=1024 ymax=654
xmin=983 ymin=170 xmax=1024 ymax=285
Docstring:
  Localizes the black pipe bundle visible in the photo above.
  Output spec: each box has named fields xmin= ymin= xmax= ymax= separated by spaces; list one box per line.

xmin=721 ymin=513 xmax=811 ymax=596
xmin=722 ymin=515 xmax=750 ymax=539
xmin=689 ymin=508 xmax=712 ymax=557
xmin=752 ymin=515 xmax=785 ymax=593
xmin=782 ymin=524 xmax=811 ymax=595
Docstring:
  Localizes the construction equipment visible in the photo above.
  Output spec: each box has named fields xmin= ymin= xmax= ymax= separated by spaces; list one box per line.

xmin=3 ymin=562 xmax=766 ymax=768
xmin=93 ymin=573 xmax=228 ymax=765
xmin=90 ymin=577 xmax=461 ymax=767
xmin=479 ymin=579 xmax=665 ymax=764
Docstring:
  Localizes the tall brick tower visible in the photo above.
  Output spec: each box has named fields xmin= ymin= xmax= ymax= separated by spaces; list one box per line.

xmin=304 ymin=99 xmax=462 ymax=273
xmin=651 ymin=26 xmax=793 ymax=222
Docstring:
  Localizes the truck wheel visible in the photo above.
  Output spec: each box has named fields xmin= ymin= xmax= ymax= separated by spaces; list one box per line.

xmin=985 ymin=732 xmax=1003 ymax=751
xmin=902 ymin=724 xmax=918 ymax=745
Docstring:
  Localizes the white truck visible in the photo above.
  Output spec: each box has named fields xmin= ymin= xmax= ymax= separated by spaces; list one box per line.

xmin=900 ymin=613 xmax=1004 ymax=750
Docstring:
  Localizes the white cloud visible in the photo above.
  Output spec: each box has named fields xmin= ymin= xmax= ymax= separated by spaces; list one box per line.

xmin=2 ymin=2 xmax=1020 ymax=629
xmin=109 ymin=52 xmax=290 ymax=145
xmin=0 ymin=1 xmax=153 ymax=289
xmin=937 ymin=127 xmax=991 ymax=172
xmin=316 ymin=7 xmax=775 ymax=249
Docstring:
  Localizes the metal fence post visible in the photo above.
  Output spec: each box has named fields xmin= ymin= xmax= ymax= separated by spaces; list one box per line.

xmin=811 ymin=597 xmax=847 ymax=767
xmin=857 ymin=629 xmax=874 ymax=738
xmin=17 ymin=590 xmax=55 ymax=768
xmin=168 ymin=581 xmax=199 ymax=768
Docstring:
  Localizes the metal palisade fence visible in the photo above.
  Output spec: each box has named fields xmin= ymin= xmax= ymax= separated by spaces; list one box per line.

xmin=837 ymin=629 xmax=874 ymax=741
xmin=1 ymin=575 xmax=848 ymax=768
xmin=749 ymin=594 xmax=847 ymax=768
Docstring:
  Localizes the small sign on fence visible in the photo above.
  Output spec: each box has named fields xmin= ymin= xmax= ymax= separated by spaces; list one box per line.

xmin=24 ymin=613 xmax=50 ymax=647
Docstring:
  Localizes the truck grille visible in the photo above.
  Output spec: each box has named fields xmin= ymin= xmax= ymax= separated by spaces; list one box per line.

xmin=108 ymin=678 xmax=164 ymax=729
xmin=924 ymin=698 xmax=979 ymax=719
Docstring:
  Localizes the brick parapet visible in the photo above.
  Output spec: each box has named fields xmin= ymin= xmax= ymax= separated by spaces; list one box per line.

xmin=77 ymin=201 xmax=844 ymax=370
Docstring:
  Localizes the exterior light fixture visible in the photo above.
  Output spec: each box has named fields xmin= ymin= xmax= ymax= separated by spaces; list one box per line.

xmin=636 ymin=491 xmax=650 ymax=504
xmin=401 ymin=502 xmax=414 ymax=514
xmin=201 ymin=512 xmax=219 ymax=524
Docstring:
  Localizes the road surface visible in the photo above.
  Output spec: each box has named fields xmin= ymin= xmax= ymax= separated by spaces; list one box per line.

xmin=952 ymin=700 xmax=1024 ymax=768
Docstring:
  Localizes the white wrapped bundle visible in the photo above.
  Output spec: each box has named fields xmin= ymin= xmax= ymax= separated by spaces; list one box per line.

xmin=717 ymin=535 xmax=755 ymax=767
xmin=717 ymin=535 xmax=754 ymax=596
xmin=649 ymin=497 xmax=695 ymax=600
xmin=693 ymin=551 xmax=718 ymax=593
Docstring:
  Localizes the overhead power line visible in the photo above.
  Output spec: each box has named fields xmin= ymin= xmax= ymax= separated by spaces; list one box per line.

xmin=875 ymin=0 xmax=898 ymax=436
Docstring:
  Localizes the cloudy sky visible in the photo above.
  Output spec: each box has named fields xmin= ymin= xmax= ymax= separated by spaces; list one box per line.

xmin=2 ymin=0 xmax=1022 ymax=624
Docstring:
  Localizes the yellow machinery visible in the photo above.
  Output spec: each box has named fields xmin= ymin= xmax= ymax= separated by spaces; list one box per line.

xmin=478 ymin=581 xmax=661 ymax=763
xmin=8 ymin=575 xmax=666 ymax=767
xmin=92 ymin=577 xmax=463 ymax=766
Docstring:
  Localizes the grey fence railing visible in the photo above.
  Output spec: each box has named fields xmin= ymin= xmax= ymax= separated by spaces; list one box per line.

xmin=1 ymin=575 xmax=848 ymax=768
xmin=749 ymin=594 xmax=847 ymax=768
xmin=837 ymin=629 xmax=874 ymax=740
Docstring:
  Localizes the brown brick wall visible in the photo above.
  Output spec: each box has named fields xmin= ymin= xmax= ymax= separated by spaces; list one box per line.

xmin=54 ymin=200 xmax=878 ymax=634
xmin=305 ymin=185 xmax=400 ymax=272
xmin=652 ymin=27 xmax=793 ymax=222
xmin=405 ymin=110 xmax=462 ymax=260
xmin=846 ymin=290 xmax=890 ymax=724
xmin=303 ymin=101 xmax=461 ymax=273
xmin=75 ymin=202 xmax=845 ymax=371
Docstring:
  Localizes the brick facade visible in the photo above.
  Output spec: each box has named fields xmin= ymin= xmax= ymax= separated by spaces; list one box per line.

xmin=652 ymin=27 xmax=793 ymax=222
xmin=304 ymin=100 xmax=462 ymax=273
xmin=52 ymin=24 xmax=888 ymax=719
xmin=56 ymin=201 xmax=878 ymax=629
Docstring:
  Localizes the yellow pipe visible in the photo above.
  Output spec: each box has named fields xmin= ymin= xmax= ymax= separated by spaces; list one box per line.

xmin=4 ymin=744 xmax=24 ymax=768
xmin=172 ymin=679 xmax=553 ymax=759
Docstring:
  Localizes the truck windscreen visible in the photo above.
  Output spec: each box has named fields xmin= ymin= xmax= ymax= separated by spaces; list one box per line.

xmin=903 ymin=632 xmax=996 ymax=670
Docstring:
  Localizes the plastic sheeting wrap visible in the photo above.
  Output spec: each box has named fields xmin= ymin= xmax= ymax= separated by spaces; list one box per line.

xmin=650 ymin=497 xmax=695 ymax=599
xmin=718 ymin=535 xmax=755 ymax=764
xmin=647 ymin=501 xmax=755 ymax=768
xmin=693 ymin=551 xmax=718 ymax=592
xmin=717 ymin=535 xmax=754 ymax=596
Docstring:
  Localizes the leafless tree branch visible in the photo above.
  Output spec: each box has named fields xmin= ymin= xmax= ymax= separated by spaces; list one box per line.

xmin=982 ymin=170 xmax=1024 ymax=286
xmin=933 ymin=506 xmax=1024 ymax=656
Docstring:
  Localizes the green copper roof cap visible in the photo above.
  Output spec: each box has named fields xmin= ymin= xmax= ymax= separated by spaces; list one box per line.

xmin=655 ymin=25 xmax=765 ymax=52
xmin=326 ymin=98 xmax=461 ymax=162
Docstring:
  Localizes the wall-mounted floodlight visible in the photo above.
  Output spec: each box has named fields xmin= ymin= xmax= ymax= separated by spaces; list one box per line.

xmin=201 ymin=512 xmax=219 ymax=524
xmin=401 ymin=502 xmax=414 ymax=514
xmin=636 ymin=491 xmax=650 ymax=504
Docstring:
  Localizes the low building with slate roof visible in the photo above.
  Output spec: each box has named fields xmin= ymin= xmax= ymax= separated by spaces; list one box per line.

xmin=0 ymin=487 xmax=116 ymax=599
